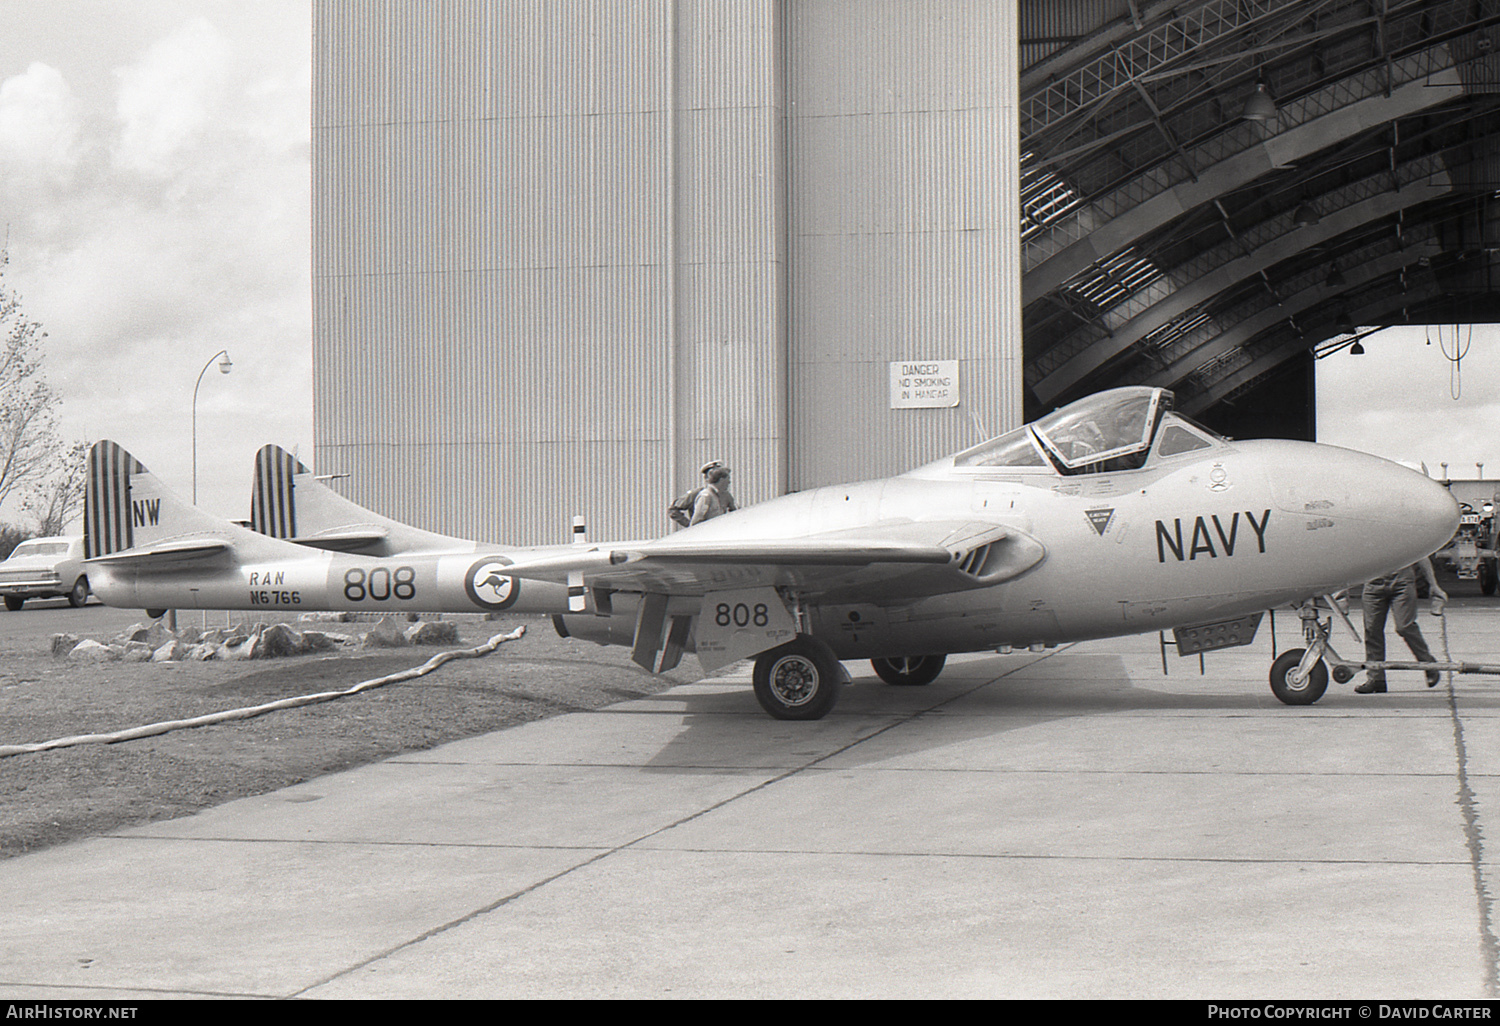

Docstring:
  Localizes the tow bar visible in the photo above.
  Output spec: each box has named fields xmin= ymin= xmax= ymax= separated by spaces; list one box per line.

xmin=1270 ymin=595 xmax=1500 ymax=705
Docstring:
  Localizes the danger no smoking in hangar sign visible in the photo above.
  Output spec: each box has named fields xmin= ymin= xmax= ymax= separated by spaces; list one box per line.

xmin=889 ymin=360 xmax=959 ymax=409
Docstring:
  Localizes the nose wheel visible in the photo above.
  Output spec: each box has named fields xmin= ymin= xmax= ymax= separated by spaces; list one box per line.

xmin=1269 ymin=648 xmax=1329 ymax=705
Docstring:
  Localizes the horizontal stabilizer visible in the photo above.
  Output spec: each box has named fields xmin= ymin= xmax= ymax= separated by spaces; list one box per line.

xmin=84 ymin=440 xmax=310 ymax=573
xmin=85 ymin=539 xmax=232 ymax=567
xmin=250 ymin=444 xmax=482 ymax=556
xmin=285 ymin=528 xmax=391 ymax=553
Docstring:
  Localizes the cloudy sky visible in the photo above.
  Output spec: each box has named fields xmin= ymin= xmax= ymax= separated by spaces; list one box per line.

xmin=0 ymin=0 xmax=1491 ymax=539
xmin=0 ymin=0 xmax=310 ymax=523
xmin=1316 ymin=324 xmax=1500 ymax=480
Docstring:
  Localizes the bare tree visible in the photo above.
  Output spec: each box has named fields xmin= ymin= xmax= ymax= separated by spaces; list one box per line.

xmin=0 ymin=250 xmax=64 ymax=512
xmin=23 ymin=440 xmax=87 ymax=536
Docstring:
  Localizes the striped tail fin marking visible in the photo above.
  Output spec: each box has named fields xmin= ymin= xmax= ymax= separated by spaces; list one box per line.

xmin=251 ymin=445 xmax=301 ymax=540
xmin=84 ymin=441 xmax=145 ymax=559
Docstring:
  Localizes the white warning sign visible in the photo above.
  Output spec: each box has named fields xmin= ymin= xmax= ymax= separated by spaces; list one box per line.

xmin=889 ymin=360 xmax=959 ymax=409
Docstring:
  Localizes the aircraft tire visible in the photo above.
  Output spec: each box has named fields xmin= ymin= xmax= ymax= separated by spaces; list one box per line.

xmin=1482 ymin=560 xmax=1497 ymax=597
xmin=68 ymin=578 xmax=88 ymax=608
xmin=871 ymin=654 xmax=946 ymax=686
xmin=1269 ymin=648 xmax=1328 ymax=706
xmin=3 ymin=596 xmax=22 ymax=611
xmin=753 ymin=638 xmax=842 ymax=721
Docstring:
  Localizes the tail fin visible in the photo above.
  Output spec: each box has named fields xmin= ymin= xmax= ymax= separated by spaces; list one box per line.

xmin=249 ymin=444 xmax=480 ymax=556
xmin=84 ymin=441 xmax=147 ymax=559
xmin=84 ymin=440 xmax=272 ymax=565
xmin=250 ymin=444 xmax=302 ymax=540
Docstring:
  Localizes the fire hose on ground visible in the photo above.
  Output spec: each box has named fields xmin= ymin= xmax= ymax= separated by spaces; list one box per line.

xmin=0 ymin=625 xmax=526 ymax=759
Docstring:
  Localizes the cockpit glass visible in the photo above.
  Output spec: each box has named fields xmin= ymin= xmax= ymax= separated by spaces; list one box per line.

xmin=1032 ymin=387 xmax=1164 ymax=471
xmin=953 ymin=425 xmax=1047 ymax=468
xmin=1166 ymin=410 xmax=1226 ymax=442
xmin=1155 ymin=423 xmax=1213 ymax=457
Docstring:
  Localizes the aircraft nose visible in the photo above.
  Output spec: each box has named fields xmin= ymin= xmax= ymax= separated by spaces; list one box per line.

xmin=1275 ymin=444 xmax=1458 ymax=561
xmin=1352 ymin=456 xmax=1459 ymax=551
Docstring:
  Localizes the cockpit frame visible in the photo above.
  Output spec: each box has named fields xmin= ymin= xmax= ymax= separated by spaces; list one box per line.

xmin=951 ymin=387 xmax=1226 ymax=477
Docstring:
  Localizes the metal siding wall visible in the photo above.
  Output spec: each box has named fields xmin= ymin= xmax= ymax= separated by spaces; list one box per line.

xmin=784 ymin=1 xmax=1021 ymax=488
xmin=313 ymin=0 xmax=1020 ymax=538
xmin=673 ymin=0 xmax=786 ymax=517
xmin=314 ymin=0 xmax=679 ymax=544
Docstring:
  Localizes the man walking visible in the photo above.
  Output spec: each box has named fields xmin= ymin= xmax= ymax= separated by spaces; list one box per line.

xmin=1356 ymin=556 xmax=1447 ymax=693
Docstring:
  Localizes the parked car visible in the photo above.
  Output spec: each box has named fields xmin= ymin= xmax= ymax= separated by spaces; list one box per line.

xmin=0 ymin=536 xmax=89 ymax=610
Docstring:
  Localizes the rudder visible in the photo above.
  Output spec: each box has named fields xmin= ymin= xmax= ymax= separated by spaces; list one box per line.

xmin=84 ymin=441 xmax=146 ymax=559
xmin=251 ymin=444 xmax=303 ymax=540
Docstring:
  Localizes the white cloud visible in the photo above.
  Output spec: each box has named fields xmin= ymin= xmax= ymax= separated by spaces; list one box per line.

xmin=112 ymin=18 xmax=229 ymax=177
xmin=0 ymin=62 xmax=80 ymax=178
xmin=0 ymin=4 xmax=311 ymax=522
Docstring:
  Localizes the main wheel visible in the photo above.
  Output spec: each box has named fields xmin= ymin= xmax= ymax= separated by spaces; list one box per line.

xmin=871 ymin=654 xmax=946 ymax=687
xmin=3 ymin=596 xmax=22 ymax=611
xmin=1269 ymin=648 xmax=1328 ymax=705
xmin=68 ymin=577 xmax=89 ymax=608
xmin=753 ymin=638 xmax=842 ymax=720
xmin=1482 ymin=560 xmax=1497 ymax=597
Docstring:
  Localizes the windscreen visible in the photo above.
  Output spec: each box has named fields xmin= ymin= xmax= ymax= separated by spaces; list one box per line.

xmin=1032 ymin=387 xmax=1165 ymax=472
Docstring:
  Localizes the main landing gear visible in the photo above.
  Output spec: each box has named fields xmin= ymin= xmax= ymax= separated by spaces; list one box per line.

xmin=752 ymin=636 xmax=847 ymax=720
xmin=751 ymin=643 xmax=951 ymax=720
xmin=870 ymin=654 xmax=947 ymax=687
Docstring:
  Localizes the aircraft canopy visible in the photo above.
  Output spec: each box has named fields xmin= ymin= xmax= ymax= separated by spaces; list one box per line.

xmin=956 ymin=386 xmax=1182 ymax=473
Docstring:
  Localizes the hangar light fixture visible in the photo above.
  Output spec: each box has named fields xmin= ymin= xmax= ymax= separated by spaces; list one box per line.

xmin=1242 ymin=82 xmax=1278 ymax=122
xmin=1349 ymin=340 xmax=1365 ymax=355
xmin=1325 ymin=266 xmax=1345 ymax=287
xmin=1293 ymin=203 xmax=1320 ymax=227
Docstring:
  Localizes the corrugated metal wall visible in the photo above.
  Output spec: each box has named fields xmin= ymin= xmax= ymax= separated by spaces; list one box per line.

xmin=784 ymin=1 xmax=1019 ymax=485
xmin=312 ymin=0 xmax=1020 ymax=544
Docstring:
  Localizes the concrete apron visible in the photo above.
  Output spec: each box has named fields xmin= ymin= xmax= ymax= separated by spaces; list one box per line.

xmin=2 ymin=605 xmax=1498 ymax=999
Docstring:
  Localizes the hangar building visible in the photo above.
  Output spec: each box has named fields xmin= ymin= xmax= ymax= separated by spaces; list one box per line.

xmin=312 ymin=0 xmax=1500 ymax=544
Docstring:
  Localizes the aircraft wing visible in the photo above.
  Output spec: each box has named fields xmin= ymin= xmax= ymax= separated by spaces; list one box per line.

xmin=83 ymin=538 xmax=234 ymax=569
xmin=500 ymin=520 xmax=1039 ymax=597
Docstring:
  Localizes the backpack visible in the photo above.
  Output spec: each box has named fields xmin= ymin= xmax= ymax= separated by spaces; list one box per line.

xmin=668 ymin=486 xmax=703 ymax=527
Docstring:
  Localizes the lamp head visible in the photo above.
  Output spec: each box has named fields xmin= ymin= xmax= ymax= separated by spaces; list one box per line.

xmin=1242 ymin=82 xmax=1278 ymax=122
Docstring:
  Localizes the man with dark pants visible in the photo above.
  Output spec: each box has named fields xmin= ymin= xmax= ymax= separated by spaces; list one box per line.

xmin=1356 ymin=557 xmax=1446 ymax=694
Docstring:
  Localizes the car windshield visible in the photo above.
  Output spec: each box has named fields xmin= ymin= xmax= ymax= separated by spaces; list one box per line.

xmin=1031 ymin=387 xmax=1165 ymax=472
xmin=11 ymin=542 xmax=68 ymax=558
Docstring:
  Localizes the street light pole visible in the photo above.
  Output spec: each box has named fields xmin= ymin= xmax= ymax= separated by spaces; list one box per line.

xmin=192 ymin=350 xmax=233 ymax=506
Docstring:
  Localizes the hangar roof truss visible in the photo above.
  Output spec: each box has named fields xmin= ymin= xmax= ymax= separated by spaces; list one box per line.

xmin=1020 ymin=0 xmax=1500 ymax=418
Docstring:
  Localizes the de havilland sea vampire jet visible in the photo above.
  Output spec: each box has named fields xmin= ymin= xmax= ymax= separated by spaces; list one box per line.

xmin=82 ymin=386 xmax=1458 ymax=720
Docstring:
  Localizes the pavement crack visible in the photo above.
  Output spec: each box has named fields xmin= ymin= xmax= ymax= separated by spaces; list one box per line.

xmin=1441 ymin=626 xmax=1499 ymax=997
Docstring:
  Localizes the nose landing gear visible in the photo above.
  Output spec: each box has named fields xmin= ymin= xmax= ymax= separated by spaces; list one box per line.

xmin=1269 ymin=647 xmax=1329 ymax=705
xmin=1268 ymin=595 xmax=1500 ymax=703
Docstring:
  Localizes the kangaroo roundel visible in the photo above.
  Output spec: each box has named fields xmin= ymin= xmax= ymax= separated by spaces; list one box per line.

xmin=465 ymin=556 xmax=520 ymax=611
